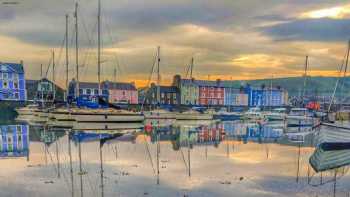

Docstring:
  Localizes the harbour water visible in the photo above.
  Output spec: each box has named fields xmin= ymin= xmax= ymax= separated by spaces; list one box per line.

xmin=0 ymin=118 xmax=349 ymax=197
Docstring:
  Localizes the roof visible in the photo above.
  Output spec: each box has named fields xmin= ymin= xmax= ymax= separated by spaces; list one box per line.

xmin=108 ymin=82 xmax=137 ymax=91
xmin=0 ymin=62 xmax=24 ymax=74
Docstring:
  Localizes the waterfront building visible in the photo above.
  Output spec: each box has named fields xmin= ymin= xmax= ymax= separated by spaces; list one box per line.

xmin=173 ymin=75 xmax=199 ymax=105
xmin=224 ymin=87 xmax=248 ymax=106
xmin=0 ymin=62 xmax=26 ymax=101
xmin=245 ymin=85 xmax=288 ymax=107
xmin=0 ymin=124 xmax=29 ymax=158
xmin=197 ymin=79 xmax=225 ymax=106
xmin=141 ymin=83 xmax=179 ymax=105
xmin=108 ymin=81 xmax=138 ymax=104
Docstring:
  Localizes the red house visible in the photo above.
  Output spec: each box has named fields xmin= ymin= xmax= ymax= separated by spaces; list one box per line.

xmin=197 ymin=79 xmax=224 ymax=106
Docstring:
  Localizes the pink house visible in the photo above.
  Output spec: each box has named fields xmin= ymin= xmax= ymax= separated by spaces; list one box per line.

xmin=108 ymin=82 xmax=138 ymax=104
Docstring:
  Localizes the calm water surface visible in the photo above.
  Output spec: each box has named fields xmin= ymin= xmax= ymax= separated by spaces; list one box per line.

xmin=0 ymin=119 xmax=349 ymax=197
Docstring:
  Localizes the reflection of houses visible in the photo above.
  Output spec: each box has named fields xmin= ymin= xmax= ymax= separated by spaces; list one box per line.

xmin=177 ymin=123 xmax=225 ymax=148
xmin=223 ymin=122 xmax=283 ymax=143
xmin=0 ymin=62 xmax=26 ymax=101
xmin=0 ymin=124 xmax=29 ymax=157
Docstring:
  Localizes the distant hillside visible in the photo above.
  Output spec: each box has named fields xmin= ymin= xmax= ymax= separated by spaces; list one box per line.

xmin=243 ymin=76 xmax=349 ymax=97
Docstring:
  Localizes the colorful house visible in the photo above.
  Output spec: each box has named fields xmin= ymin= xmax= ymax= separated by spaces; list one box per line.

xmin=245 ymin=85 xmax=288 ymax=107
xmin=224 ymin=87 xmax=248 ymax=106
xmin=108 ymin=82 xmax=138 ymax=104
xmin=67 ymin=80 xmax=109 ymax=107
xmin=0 ymin=124 xmax=29 ymax=158
xmin=197 ymin=79 xmax=225 ymax=106
xmin=0 ymin=62 xmax=26 ymax=101
xmin=173 ymin=75 xmax=199 ymax=105
xmin=141 ymin=83 xmax=179 ymax=105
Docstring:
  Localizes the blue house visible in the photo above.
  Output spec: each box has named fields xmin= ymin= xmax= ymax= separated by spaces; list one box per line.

xmin=245 ymin=85 xmax=287 ymax=107
xmin=0 ymin=124 xmax=29 ymax=158
xmin=0 ymin=62 xmax=26 ymax=101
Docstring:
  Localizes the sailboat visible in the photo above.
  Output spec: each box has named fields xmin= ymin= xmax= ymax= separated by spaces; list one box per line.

xmin=286 ymin=56 xmax=317 ymax=127
xmin=49 ymin=1 xmax=144 ymax=124
xmin=143 ymin=47 xmax=176 ymax=120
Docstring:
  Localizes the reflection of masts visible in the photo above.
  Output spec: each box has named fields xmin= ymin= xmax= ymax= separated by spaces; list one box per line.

xmin=55 ymin=138 xmax=60 ymax=178
xmin=296 ymin=143 xmax=301 ymax=183
xmin=156 ymin=132 xmax=160 ymax=185
xmin=99 ymin=139 xmax=104 ymax=197
xmin=67 ymin=130 xmax=74 ymax=197
xmin=78 ymin=140 xmax=83 ymax=197
xmin=187 ymin=132 xmax=191 ymax=177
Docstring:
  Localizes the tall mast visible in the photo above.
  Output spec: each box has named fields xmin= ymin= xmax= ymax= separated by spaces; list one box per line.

xmin=328 ymin=40 xmax=350 ymax=112
xmin=98 ymin=0 xmax=101 ymax=94
xmin=190 ymin=57 xmax=194 ymax=79
xmin=65 ymin=14 xmax=69 ymax=101
xmin=52 ymin=50 xmax=56 ymax=100
xmin=302 ymin=55 xmax=308 ymax=104
xmin=156 ymin=46 xmax=160 ymax=105
xmin=75 ymin=2 xmax=79 ymax=98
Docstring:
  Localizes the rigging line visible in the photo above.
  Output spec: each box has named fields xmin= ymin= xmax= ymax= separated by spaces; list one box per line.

xmin=46 ymin=143 xmax=71 ymax=190
xmin=328 ymin=48 xmax=348 ymax=112
xmin=179 ymin=147 xmax=188 ymax=170
xmin=141 ymin=50 xmax=159 ymax=111
xmin=103 ymin=15 xmax=124 ymax=77
xmin=143 ymin=134 xmax=156 ymax=174
xmin=44 ymin=35 xmax=66 ymax=79
xmin=80 ymin=18 xmax=98 ymax=82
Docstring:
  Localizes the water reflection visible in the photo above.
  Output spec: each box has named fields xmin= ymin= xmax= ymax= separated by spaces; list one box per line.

xmin=0 ymin=124 xmax=29 ymax=158
xmin=0 ymin=119 xmax=350 ymax=197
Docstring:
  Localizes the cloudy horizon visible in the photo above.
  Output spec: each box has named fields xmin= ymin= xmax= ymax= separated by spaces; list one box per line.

xmin=1 ymin=0 xmax=350 ymax=88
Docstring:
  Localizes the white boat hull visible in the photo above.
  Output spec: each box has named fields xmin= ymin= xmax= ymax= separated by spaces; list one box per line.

xmin=175 ymin=113 xmax=213 ymax=120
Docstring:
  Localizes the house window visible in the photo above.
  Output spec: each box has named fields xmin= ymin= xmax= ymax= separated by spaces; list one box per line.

xmin=94 ymin=89 xmax=98 ymax=95
xmin=14 ymin=81 xmax=18 ymax=89
xmin=14 ymin=92 xmax=19 ymax=99
xmin=173 ymin=93 xmax=177 ymax=99
xmin=86 ymin=89 xmax=91 ymax=95
xmin=102 ymin=89 xmax=108 ymax=95
xmin=79 ymin=89 xmax=83 ymax=95
xmin=161 ymin=93 xmax=165 ymax=98
xmin=3 ymin=73 xmax=8 ymax=79
xmin=3 ymin=81 xmax=8 ymax=89
xmin=13 ymin=74 xmax=18 ymax=80
xmin=123 ymin=91 xmax=126 ymax=96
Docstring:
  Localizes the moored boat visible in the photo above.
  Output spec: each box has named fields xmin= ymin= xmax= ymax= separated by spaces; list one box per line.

xmin=176 ymin=109 xmax=213 ymax=120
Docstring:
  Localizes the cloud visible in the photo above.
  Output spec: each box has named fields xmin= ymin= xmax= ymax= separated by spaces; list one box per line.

xmin=260 ymin=18 xmax=350 ymax=42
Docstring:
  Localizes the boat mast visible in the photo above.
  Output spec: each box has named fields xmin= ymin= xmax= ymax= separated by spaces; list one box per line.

xmin=328 ymin=40 xmax=350 ymax=112
xmin=301 ymin=55 xmax=308 ymax=106
xmin=65 ymin=14 xmax=69 ymax=102
xmin=75 ymin=2 xmax=79 ymax=98
xmin=156 ymin=46 xmax=160 ymax=105
xmin=52 ymin=50 xmax=56 ymax=101
xmin=97 ymin=0 xmax=101 ymax=94
xmin=190 ymin=57 xmax=194 ymax=79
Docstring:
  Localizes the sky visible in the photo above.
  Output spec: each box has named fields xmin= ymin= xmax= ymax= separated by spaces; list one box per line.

xmin=1 ymin=0 xmax=350 ymax=88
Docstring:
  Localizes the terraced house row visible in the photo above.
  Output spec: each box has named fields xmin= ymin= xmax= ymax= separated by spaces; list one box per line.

xmin=142 ymin=75 xmax=288 ymax=107
xmin=0 ymin=61 xmax=288 ymax=107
